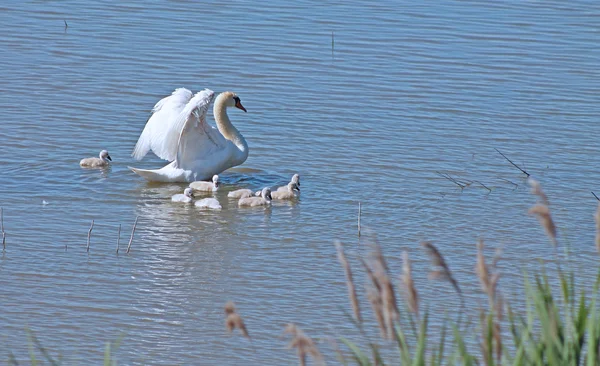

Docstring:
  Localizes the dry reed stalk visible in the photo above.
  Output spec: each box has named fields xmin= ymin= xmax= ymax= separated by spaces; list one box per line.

xmin=421 ymin=242 xmax=462 ymax=296
xmin=401 ymin=251 xmax=419 ymax=317
xmin=334 ymin=241 xmax=361 ymax=323
xmin=116 ymin=224 xmax=121 ymax=254
xmin=370 ymin=243 xmax=399 ymax=340
xmin=476 ymin=240 xmax=490 ymax=294
xmin=528 ymin=204 xmax=557 ymax=246
xmin=361 ymin=258 xmax=387 ymax=338
xmin=224 ymin=301 xmax=250 ymax=338
xmin=476 ymin=240 xmax=502 ymax=313
xmin=284 ymin=324 xmax=322 ymax=366
xmin=595 ymin=203 xmax=600 ymax=254
xmin=224 ymin=301 xmax=236 ymax=315
xmin=86 ymin=220 xmax=94 ymax=252
xmin=126 ymin=216 xmax=138 ymax=254
xmin=366 ymin=286 xmax=387 ymax=339
xmin=528 ymin=178 xmax=549 ymax=206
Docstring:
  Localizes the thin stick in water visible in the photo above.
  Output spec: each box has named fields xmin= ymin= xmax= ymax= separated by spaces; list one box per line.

xmin=126 ymin=216 xmax=138 ymax=254
xmin=593 ymin=191 xmax=600 ymax=201
xmin=358 ymin=202 xmax=361 ymax=237
xmin=116 ymin=224 xmax=121 ymax=253
xmin=331 ymin=31 xmax=334 ymax=55
xmin=1 ymin=207 xmax=5 ymax=250
xmin=494 ymin=148 xmax=530 ymax=177
xmin=87 ymin=220 xmax=94 ymax=252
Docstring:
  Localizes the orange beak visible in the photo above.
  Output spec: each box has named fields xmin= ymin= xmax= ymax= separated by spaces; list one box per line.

xmin=235 ymin=101 xmax=247 ymax=112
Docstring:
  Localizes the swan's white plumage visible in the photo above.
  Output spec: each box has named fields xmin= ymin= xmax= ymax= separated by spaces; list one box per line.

xmin=129 ymin=90 xmax=249 ymax=182
xmin=228 ymin=188 xmax=254 ymax=199
xmin=238 ymin=187 xmax=272 ymax=207
xmin=195 ymin=198 xmax=222 ymax=210
xmin=132 ymin=88 xmax=194 ymax=161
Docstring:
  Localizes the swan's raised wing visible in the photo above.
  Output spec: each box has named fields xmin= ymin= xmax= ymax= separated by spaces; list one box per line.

xmin=132 ymin=88 xmax=193 ymax=161
xmin=175 ymin=89 xmax=229 ymax=170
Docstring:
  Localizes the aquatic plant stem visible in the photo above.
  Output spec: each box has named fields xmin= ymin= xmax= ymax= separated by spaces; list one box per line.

xmin=87 ymin=220 xmax=94 ymax=252
xmin=127 ymin=216 xmax=138 ymax=254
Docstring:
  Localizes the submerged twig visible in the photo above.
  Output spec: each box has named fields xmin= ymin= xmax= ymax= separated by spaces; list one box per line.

xmin=331 ymin=31 xmax=334 ymax=56
xmin=116 ymin=224 xmax=121 ymax=254
xmin=436 ymin=171 xmax=466 ymax=189
xmin=593 ymin=191 xmax=600 ymax=201
xmin=86 ymin=220 xmax=94 ymax=252
xmin=1 ymin=207 xmax=5 ymax=250
xmin=126 ymin=216 xmax=138 ymax=254
xmin=494 ymin=148 xmax=529 ymax=177
xmin=474 ymin=180 xmax=492 ymax=193
xmin=357 ymin=202 xmax=361 ymax=237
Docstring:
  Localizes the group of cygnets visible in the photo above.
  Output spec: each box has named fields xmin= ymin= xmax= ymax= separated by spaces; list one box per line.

xmin=79 ymin=149 xmax=300 ymax=211
xmin=172 ymin=173 xmax=300 ymax=210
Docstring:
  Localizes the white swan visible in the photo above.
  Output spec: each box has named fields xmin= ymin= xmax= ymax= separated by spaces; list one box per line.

xmin=172 ymin=187 xmax=194 ymax=203
xmin=189 ymin=175 xmax=219 ymax=192
xmin=239 ymin=187 xmax=272 ymax=207
xmin=195 ymin=197 xmax=222 ymax=210
xmin=129 ymin=89 xmax=248 ymax=182
xmin=271 ymin=182 xmax=300 ymax=200
xmin=228 ymin=188 xmax=254 ymax=199
xmin=80 ymin=150 xmax=112 ymax=168
xmin=275 ymin=174 xmax=300 ymax=193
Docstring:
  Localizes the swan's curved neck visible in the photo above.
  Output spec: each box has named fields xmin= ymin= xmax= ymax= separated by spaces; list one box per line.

xmin=214 ymin=98 xmax=248 ymax=156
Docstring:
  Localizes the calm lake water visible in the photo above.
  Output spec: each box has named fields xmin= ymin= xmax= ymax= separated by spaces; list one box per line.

xmin=1 ymin=1 xmax=599 ymax=364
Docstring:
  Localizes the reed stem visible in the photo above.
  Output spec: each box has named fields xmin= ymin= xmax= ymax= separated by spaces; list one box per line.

xmin=87 ymin=220 xmax=94 ymax=252
xmin=127 ymin=216 xmax=138 ymax=254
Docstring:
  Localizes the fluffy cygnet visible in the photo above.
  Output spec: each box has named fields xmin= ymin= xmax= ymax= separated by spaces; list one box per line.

xmin=80 ymin=150 xmax=112 ymax=168
xmin=172 ymin=187 xmax=194 ymax=203
xmin=228 ymin=188 xmax=254 ymax=199
xmin=271 ymin=182 xmax=300 ymax=200
xmin=189 ymin=175 xmax=219 ymax=192
xmin=195 ymin=197 xmax=222 ymax=210
xmin=238 ymin=187 xmax=272 ymax=207
xmin=275 ymin=173 xmax=300 ymax=193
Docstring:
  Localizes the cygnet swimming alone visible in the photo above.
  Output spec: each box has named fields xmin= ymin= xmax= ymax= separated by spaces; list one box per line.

xmin=275 ymin=173 xmax=300 ymax=193
xmin=80 ymin=150 xmax=112 ymax=168
xmin=194 ymin=197 xmax=222 ymax=210
xmin=172 ymin=187 xmax=194 ymax=203
xmin=228 ymin=188 xmax=254 ymax=199
xmin=238 ymin=187 xmax=272 ymax=207
xmin=271 ymin=182 xmax=300 ymax=200
xmin=189 ymin=175 xmax=219 ymax=192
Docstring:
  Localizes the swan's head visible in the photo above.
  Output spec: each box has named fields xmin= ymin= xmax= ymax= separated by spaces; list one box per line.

xmin=184 ymin=187 xmax=194 ymax=198
xmin=100 ymin=150 xmax=112 ymax=161
xmin=291 ymin=173 xmax=300 ymax=186
xmin=262 ymin=187 xmax=272 ymax=201
xmin=289 ymin=182 xmax=300 ymax=192
xmin=219 ymin=91 xmax=247 ymax=112
xmin=212 ymin=174 xmax=220 ymax=187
